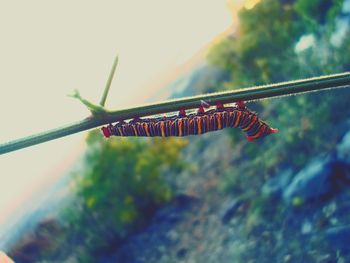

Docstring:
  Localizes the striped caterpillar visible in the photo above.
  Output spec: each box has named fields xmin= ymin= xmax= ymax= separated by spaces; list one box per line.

xmin=101 ymin=101 xmax=278 ymax=141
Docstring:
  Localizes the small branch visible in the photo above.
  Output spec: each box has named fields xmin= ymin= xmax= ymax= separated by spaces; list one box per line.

xmin=0 ymin=72 xmax=349 ymax=155
xmin=100 ymin=55 xmax=119 ymax=107
xmin=70 ymin=56 xmax=118 ymax=115
xmin=69 ymin=89 xmax=106 ymax=115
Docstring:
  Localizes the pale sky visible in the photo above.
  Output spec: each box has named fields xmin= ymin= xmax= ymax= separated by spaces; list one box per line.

xmin=0 ymin=1 xmax=234 ymax=228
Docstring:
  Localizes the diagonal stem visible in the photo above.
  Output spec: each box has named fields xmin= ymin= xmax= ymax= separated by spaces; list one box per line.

xmin=0 ymin=72 xmax=349 ymax=155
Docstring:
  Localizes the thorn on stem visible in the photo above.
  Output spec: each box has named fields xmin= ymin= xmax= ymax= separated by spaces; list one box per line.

xmin=68 ymin=89 xmax=82 ymax=100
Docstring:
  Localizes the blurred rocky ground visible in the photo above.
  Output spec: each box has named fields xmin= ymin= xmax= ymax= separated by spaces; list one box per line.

xmin=105 ymin=125 xmax=350 ymax=263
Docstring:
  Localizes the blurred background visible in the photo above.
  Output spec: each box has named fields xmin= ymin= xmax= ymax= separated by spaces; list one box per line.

xmin=1 ymin=0 xmax=350 ymax=262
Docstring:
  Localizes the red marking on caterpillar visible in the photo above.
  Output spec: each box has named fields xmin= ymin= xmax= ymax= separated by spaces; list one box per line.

xmin=101 ymin=126 xmax=111 ymax=138
xmin=179 ymin=108 xmax=187 ymax=117
xmin=236 ymin=101 xmax=246 ymax=109
xmin=216 ymin=102 xmax=225 ymax=110
xmin=197 ymin=105 xmax=205 ymax=115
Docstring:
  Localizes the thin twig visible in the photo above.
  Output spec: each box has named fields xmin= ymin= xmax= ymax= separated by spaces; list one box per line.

xmin=100 ymin=56 xmax=119 ymax=107
xmin=0 ymin=72 xmax=349 ymax=155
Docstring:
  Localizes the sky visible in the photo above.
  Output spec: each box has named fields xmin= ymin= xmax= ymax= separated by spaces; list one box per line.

xmin=0 ymin=1 xmax=239 ymax=228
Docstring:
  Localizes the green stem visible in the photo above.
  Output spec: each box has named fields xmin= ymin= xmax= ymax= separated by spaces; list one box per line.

xmin=104 ymin=72 xmax=350 ymax=118
xmin=1 ymin=72 xmax=349 ymax=155
xmin=100 ymin=56 xmax=119 ymax=107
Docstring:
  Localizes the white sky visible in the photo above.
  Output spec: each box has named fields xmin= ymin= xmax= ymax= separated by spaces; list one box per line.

xmin=0 ymin=1 xmax=233 ymax=227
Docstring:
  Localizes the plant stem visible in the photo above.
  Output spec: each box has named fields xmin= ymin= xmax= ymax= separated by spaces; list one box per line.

xmin=0 ymin=72 xmax=349 ymax=155
xmin=104 ymin=72 xmax=350 ymax=118
xmin=100 ymin=56 xmax=119 ymax=107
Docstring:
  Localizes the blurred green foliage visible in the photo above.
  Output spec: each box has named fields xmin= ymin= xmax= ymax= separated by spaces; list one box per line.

xmin=208 ymin=0 xmax=349 ymax=194
xmin=208 ymin=0 xmax=304 ymax=87
xmin=294 ymin=0 xmax=344 ymax=32
xmin=64 ymin=132 xmax=187 ymax=257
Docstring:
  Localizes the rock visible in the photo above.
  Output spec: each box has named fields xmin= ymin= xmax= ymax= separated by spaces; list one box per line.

xmin=153 ymin=194 xmax=200 ymax=224
xmin=176 ymin=248 xmax=188 ymax=259
xmin=337 ymin=130 xmax=350 ymax=164
xmin=166 ymin=230 xmax=179 ymax=242
xmin=262 ymin=169 xmax=293 ymax=199
xmin=325 ymin=225 xmax=350 ymax=253
xmin=283 ymin=156 xmax=349 ymax=205
xmin=301 ymin=220 xmax=313 ymax=234
xmin=283 ymin=254 xmax=292 ymax=263
xmin=219 ymin=198 xmax=244 ymax=224
xmin=283 ymin=157 xmax=332 ymax=204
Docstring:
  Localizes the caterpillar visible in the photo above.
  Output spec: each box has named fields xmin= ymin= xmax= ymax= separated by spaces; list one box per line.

xmin=101 ymin=101 xmax=278 ymax=141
